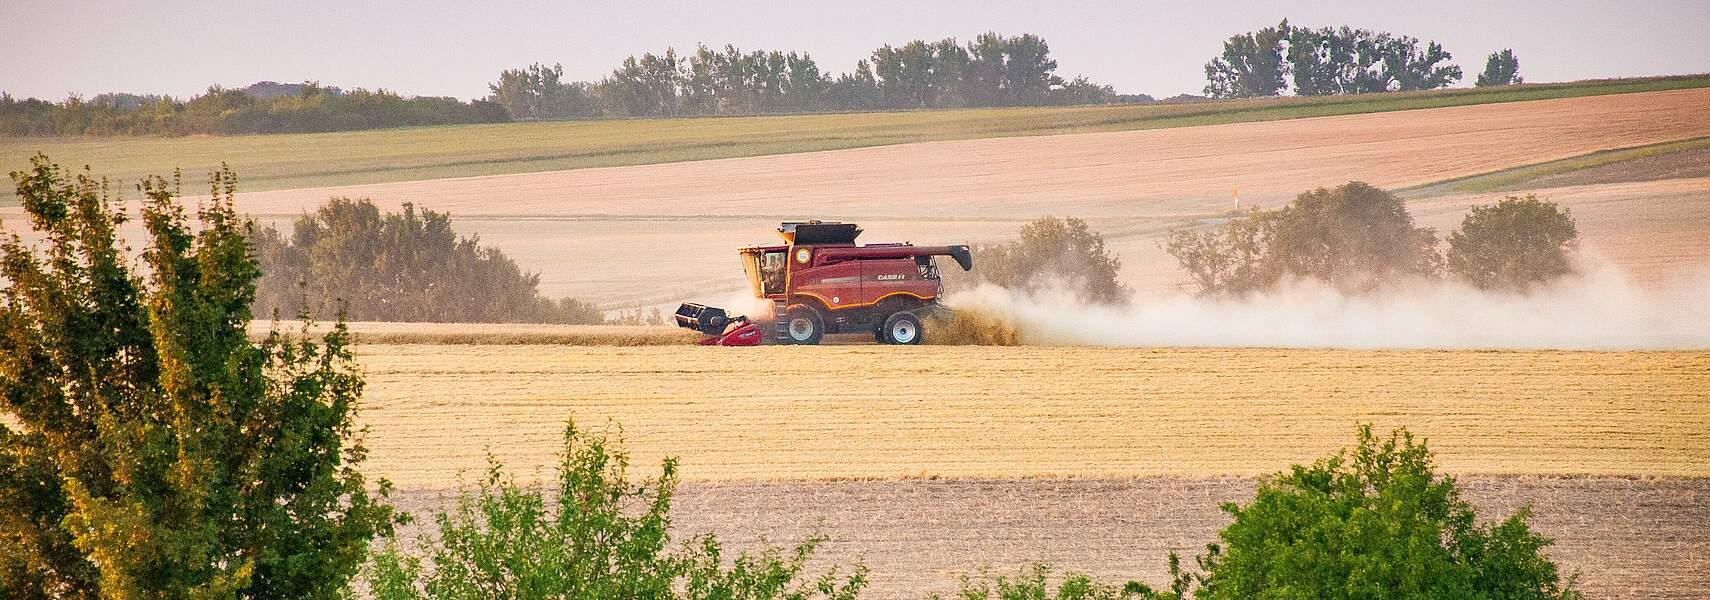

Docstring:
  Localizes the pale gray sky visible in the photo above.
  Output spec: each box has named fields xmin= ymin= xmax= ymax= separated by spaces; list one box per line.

xmin=4 ymin=0 xmax=1708 ymax=101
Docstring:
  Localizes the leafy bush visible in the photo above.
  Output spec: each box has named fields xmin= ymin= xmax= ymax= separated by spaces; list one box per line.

xmin=1188 ymin=425 xmax=1579 ymax=599
xmin=366 ymin=420 xmax=867 ymax=600
xmin=250 ymin=198 xmax=603 ymax=324
xmin=1447 ymin=195 xmax=1577 ymax=290
xmin=1168 ymin=181 xmax=1440 ymax=295
xmin=957 ymin=426 xmax=1578 ymax=600
xmin=958 ymin=216 xmax=1126 ymax=304
xmin=936 ymin=563 xmax=1144 ymax=600
xmin=0 ymin=156 xmax=398 ymax=598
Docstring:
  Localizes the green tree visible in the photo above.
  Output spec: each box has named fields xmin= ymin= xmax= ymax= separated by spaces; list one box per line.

xmin=366 ymin=420 xmax=867 ymax=599
xmin=826 ymin=60 xmax=881 ymax=111
xmin=1268 ymin=181 xmax=1441 ymax=288
xmin=963 ymin=217 xmax=1125 ymax=304
xmin=1477 ymin=49 xmax=1524 ymax=86
xmin=1164 ymin=213 xmax=1276 ymax=296
xmin=1188 ymin=425 xmax=1579 ymax=600
xmin=1204 ymin=20 xmax=1291 ymax=99
xmin=249 ymin=198 xmax=603 ymax=324
xmin=998 ymin=33 xmax=1063 ymax=106
xmin=0 ymin=156 xmax=397 ymax=598
xmin=1051 ymin=76 xmax=1117 ymax=105
xmin=1286 ymin=26 xmax=1363 ymax=96
xmin=1168 ymin=182 xmax=1440 ymax=295
xmin=1381 ymin=36 xmax=1462 ymax=91
xmin=1447 ymin=195 xmax=1577 ymax=290
xmin=488 ymin=63 xmax=596 ymax=120
xmin=872 ymin=40 xmax=938 ymax=108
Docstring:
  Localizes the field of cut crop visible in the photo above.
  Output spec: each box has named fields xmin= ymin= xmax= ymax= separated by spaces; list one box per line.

xmin=5 ymin=76 xmax=1705 ymax=202
xmin=367 ymin=343 xmax=1710 ymax=599
xmin=355 ymin=344 xmax=1710 ymax=488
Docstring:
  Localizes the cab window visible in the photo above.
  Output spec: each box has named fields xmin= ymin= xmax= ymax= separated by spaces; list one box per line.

xmin=760 ymin=251 xmax=786 ymax=294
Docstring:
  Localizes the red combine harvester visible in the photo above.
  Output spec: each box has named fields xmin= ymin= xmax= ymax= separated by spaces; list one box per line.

xmin=674 ymin=221 xmax=972 ymax=345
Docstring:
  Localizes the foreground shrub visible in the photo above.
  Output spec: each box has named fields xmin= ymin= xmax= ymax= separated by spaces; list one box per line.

xmin=366 ymin=420 xmax=867 ymax=599
xmin=953 ymin=425 xmax=1578 ymax=600
xmin=1447 ymin=195 xmax=1577 ymax=291
xmin=0 ymin=156 xmax=397 ymax=598
xmin=250 ymin=198 xmax=603 ymax=324
xmin=935 ymin=562 xmax=1182 ymax=600
xmin=1191 ymin=425 xmax=1579 ymax=599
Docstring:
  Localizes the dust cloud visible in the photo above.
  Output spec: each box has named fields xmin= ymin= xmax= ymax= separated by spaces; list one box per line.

xmin=944 ymin=258 xmax=1710 ymax=350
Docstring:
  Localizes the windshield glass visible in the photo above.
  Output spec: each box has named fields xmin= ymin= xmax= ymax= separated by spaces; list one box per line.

xmin=760 ymin=251 xmax=786 ymax=294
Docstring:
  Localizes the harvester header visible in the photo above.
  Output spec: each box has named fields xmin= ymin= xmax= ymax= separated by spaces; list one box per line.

xmin=674 ymin=221 xmax=972 ymax=345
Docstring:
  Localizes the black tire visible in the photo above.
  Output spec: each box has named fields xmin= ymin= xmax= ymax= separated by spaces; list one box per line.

xmin=782 ymin=305 xmax=825 ymax=345
xmin=880 ymin=311 xmax=923 ymax=345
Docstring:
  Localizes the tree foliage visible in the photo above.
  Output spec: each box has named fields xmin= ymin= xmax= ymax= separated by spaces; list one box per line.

xmin=5 ymin=32 xmax=1129 ymax=136
xmin=1208 ymin=20 xmax=1463 ymax=98
xmin=489 ymin=63 xmax=598 ymax=120
xmin=366 ymin=420 xmax=868 ymax=600
xmin=250 ymin=198 xmax=603 ymax=324
xmin=0 ymin=155 xmax=397 ymax=598
xmin=1 ymin=83 xmax=507 ymax=137
xmin=1477 ymin=49 xmax=1525 ymax=86
xmin=588 ymin=32 xmax=1102 ymax=118
xmin=1205 ymin=20 xmax=1291 ymax=99
xmin=960 ymin=216 xmax=1126 ymax=304
xmin=1447 ymin=195 xmax=1576 ymax=290
xmin=1167 ymin=182 xmax=1439 ymax=295
xmin=935 ymin=562 xmax=1173 ymax=600
xmin=1188 ymin=425 xmax=1580 ymax=599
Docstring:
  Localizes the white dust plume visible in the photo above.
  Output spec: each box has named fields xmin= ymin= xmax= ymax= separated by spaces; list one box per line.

xmin=946 ymin=259 xmax=1710 ymax=350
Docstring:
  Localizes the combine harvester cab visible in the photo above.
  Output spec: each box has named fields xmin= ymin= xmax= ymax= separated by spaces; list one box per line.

xmin=675 ymin=221 xmax=973 ymax=345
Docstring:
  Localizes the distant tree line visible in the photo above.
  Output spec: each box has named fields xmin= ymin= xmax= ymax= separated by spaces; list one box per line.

xmin=249 ymin=198 xmax=604 ymax=324
xmin=1204 ymin=20 xmax=1521 ymax=98
xmin=4 ymin=32 xmax=1134 ymax=137
xmin=488 ymin=32 xmax=1129 ymax=120
xmin=0 ymin=82 xmax=508 ymax=136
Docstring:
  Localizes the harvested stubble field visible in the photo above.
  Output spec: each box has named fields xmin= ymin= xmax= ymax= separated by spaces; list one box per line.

xmin=369 ymin=344 xmax=1710 ymax=599
xmin=247 ymin=321 xmax=697 ymax=345
xmin=357 ymin=345 xmax=1710 ymax=486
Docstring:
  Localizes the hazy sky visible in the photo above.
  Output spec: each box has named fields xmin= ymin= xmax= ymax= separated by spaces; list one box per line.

xmin=4 ymin=0 xmax=1709 ymax=101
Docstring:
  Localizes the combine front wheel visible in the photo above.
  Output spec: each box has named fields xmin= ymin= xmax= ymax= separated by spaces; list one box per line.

xmin=880 ymin=311 xmax=922 ymax=345
xmin=782 ymin=306 xmax=825 ymax=345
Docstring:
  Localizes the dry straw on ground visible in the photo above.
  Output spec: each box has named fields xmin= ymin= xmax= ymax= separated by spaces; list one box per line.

xmin=353 ymin=344 xmax=1710 ymax=489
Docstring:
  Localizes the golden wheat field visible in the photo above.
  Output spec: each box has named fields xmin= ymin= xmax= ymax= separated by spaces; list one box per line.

xmin=355 ymin=344 xmax=1710 ymax=488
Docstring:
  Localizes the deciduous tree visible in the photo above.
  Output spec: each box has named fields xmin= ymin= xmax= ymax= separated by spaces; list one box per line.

xmin=0 ymin=156 xmax=397 ymax=598
xmin=1477 ymin=49 xmax=1524 ymax=86
xmin=1448 ymin=194 xmax=1576 ymax=290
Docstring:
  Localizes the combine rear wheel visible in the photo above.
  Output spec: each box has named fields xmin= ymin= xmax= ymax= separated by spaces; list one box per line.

xmin=880 ymin=311 xmax=923 ymax=345
xmin=782 ymin=306 xmax=825 ymax=345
